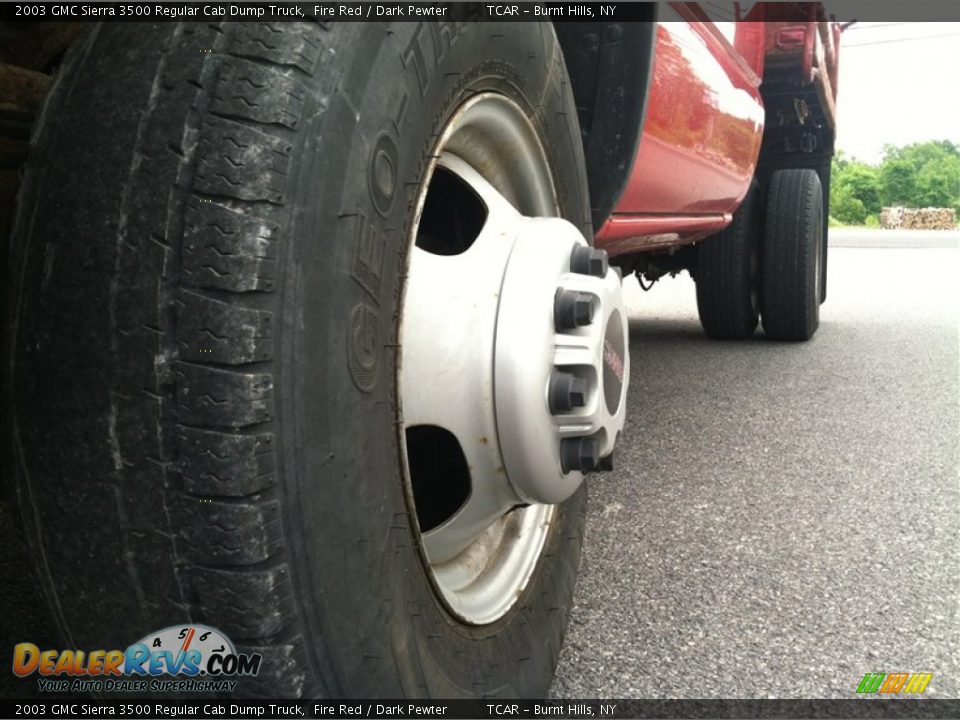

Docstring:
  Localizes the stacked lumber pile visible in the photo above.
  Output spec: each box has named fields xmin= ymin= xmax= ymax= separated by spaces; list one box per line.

xmin=879 ymin=207 xmax=904 ymax=228
xmin=879 ymin=207 xmax=956 ymax=230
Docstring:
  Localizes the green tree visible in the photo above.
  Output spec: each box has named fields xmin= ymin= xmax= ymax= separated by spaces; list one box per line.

xmin=831 ymin=185 xmax=866 ymax=225
xmin=880 ymin=159 xmax=916 ymax=206
xmin=839 ymin=163 xmax=882 ymax=214
xmin=831 ymin=155 xmax=881 ymax=221
xmin=915 ymin=154 xmax=960 ymax=207
xmin=879 ymin=140 xmax=960 ymax=208
xmin=831 ymin=140 xmax=959 ymax=225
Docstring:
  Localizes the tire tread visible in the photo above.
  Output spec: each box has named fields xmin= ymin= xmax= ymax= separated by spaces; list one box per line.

xmin=696 ymin=185 xmax=759 ymax=339
xmin=8 ymin=22 xmax=331 ymax=698
xmin=760 ymin=168 xmax=822 ymax=341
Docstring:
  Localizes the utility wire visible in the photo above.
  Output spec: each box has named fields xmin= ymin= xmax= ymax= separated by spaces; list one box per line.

xmin=702 ymin=1 xmax=737 ymax=21
xmin=844 ymin=22 xmax=913 ymax=31
xmin=843 ymin=33 xmax=960 ymax=47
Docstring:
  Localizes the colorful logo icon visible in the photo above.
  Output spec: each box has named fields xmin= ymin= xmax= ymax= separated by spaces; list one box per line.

xmin=856 ymin=672 xmax=933 ymax=695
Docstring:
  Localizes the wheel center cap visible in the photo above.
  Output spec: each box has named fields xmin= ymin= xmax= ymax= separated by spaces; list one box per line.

xmin=493 ymin=213 xmax=630 ymax=505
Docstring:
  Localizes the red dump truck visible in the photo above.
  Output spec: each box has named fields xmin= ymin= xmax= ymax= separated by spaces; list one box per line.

xmin=1 ymin=3 xmax=841 ymax=698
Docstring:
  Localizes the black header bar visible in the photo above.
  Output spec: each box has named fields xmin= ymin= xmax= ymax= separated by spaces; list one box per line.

xmin=4 ymin=2 xmax=631 ymax=23
xmin=4 ymin=698 xmax=960 ymax=720
xmin=3 ymin=2 xmax=960 ymax=23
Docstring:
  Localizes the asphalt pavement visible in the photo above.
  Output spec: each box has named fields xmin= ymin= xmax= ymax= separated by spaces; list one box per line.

xmin=2 ymin=231 xmax=957 ymax=700
xmin=551 ymin=230 xmax=959 ymax=698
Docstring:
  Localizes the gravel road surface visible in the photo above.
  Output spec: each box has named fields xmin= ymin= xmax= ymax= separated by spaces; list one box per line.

xmin=551 ymin=231 xmax=959 ymax=698
xmin=2 ymin=231 xmax=957 ymax=700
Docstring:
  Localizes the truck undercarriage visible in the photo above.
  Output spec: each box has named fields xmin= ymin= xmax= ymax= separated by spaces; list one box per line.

xmin=1 ymin=6 xmax=841 ymax=698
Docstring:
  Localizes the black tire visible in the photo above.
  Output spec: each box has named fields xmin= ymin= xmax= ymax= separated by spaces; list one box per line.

xmin=3 ymin=22 xmax=591 ymax=697
xmin=820 ymin=212 xmax=829 ymax=305
xmin=695 ymin=184 xmax=759 ymax=339
xmin=760 ymin=168 xmax=823 ymax=341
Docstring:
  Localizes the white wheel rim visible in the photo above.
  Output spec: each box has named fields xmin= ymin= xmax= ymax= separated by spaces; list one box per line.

xmin=397 ymin=93 xmax=628 ymax=625
xmin=399 ymin=94 xmax=557 ymax=625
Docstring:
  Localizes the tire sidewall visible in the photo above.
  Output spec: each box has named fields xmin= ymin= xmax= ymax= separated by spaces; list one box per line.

xmin=284 ymin=22 xmax=589 ymax=696
xmin=811 ymin=186 xmax=823 ymax=326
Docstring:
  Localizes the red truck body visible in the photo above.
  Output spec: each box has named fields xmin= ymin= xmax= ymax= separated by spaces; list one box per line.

xmin=596 ymin=5 xmax=841 ymax=257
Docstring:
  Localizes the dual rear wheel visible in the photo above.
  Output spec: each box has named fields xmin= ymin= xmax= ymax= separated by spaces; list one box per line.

xmin=696 ymin=168 xmax=825 ymax=342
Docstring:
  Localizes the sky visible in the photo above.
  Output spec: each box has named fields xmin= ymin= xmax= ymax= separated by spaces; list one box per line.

xmin=834 ymin=22 xmax=960 ymax=164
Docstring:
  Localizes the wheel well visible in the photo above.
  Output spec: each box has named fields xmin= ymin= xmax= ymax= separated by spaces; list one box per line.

xmin=0 ymin=21 xmax=86 ymax=71
xmin=1 ymin=22 xmax=86 ymax=252
xmin=553 ymin=14 xmax=657 ymax=232
xmin=756 ymin=62 xmax=836 ymax=301
xmin=756 ymin=67 xmax=836 ymax=211
xmin=2 ymin=19 xmax=662 ymax=243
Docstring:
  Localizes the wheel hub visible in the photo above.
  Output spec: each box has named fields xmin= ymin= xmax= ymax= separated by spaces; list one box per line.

xmin=398 ymin=94 xmax=629 ymax=624
xmin=494 ymin=198 xmax=629 ymax=504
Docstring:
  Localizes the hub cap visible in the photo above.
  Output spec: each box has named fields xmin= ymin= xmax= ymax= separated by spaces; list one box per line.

xmin=398 ymin=94 xmax=629 ymax=625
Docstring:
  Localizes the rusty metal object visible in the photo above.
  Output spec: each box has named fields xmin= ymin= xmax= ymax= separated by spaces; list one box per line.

xmin=0 ymin=22 xmax=86 ymax=71
xmin=0 ymin=62 xmax=53 ymax=116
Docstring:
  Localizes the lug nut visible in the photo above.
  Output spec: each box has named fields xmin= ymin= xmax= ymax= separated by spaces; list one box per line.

xmin=560 ymin=434 xmax=600 ymax=474
xmin=571 ymin=245 xmax=609 ymax=278
xmin=555 ymin=289 xmax=595 ymax=331
xmin=549 ymin=371 xmax=588 ymax=414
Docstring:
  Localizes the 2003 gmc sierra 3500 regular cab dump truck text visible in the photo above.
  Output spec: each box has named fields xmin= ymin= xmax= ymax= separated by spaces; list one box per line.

xmin=0 ymin=2 xmax=841 ymax=698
